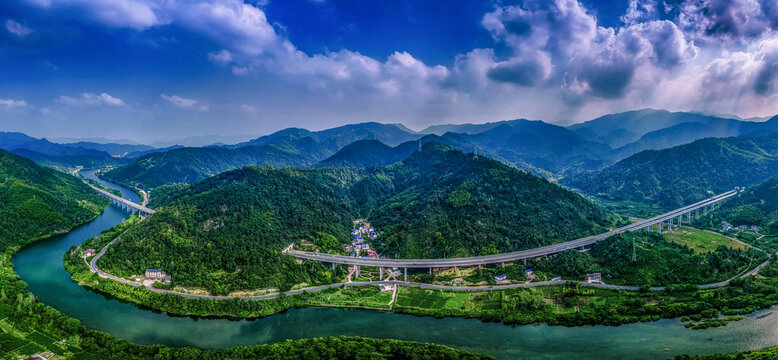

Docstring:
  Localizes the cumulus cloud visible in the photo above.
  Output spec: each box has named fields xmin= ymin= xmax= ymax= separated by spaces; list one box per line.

xmin=0 ymin=98 xmax=29 ymax=108
xmin=676 ymin=0 xmax=777 ymax=42
xmin=5 ymin=20 xmax=32 ymax=36
xmin=160 ymin=94 xmax=209 ymax=112
xmin=56 ymin=92 xmax=124 ymax=106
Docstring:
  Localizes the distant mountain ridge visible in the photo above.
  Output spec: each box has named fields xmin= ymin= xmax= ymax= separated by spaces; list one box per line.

xmin=563 ymin=132 xmax=778 ymax=208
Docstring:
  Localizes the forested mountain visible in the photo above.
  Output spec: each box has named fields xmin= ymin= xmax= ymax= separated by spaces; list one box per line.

xmin=235 ymin=122 xmax=420 ymax=150
xmin=0 ymin=132 xmax=127 ymax=168
xmin=563 ymin=133 xmax=778 ymax=208
xmin=0 ymin=149 xmax=107 ymax=244
xmin=99 ymin=143 xmax=612 ymax=294
xmin=102 ymin=144 xmax=313 ymax=189
xmin=569 ymin=109 xmax=778 ymax=150
xmin=716 ymin=178 xmax=778 ymax=234
xmin=59 ymin=141 xmax=154 ymax=157
xmin=317 ymin=139 xmax=419 ymax=168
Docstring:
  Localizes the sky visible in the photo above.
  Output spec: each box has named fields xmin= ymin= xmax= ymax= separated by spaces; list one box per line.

xmin=1 ymin=0 xmax=778 ymax=143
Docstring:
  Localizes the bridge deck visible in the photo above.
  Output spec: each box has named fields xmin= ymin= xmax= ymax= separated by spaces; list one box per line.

xmin=284 ymin=190 xmax=738 ymax=268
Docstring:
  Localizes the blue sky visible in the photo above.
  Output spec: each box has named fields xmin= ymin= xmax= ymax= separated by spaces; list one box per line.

xmin=1 ymin=0 xmax=777 ymax=143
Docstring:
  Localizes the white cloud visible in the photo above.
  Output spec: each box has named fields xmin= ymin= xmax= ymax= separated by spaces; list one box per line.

xmin=160 ymin=94 xmax=209 ymax=111
xmin=56 ymin=92 xmax=124 ymax=106
xmin=0 ymin=98 xmax=29 ymax=108
xmin=5 ymin=20 xmax=32 ymax=36
xmin=208 ymin=49 xmax=233 ymax=65
xmin=240 ymin=104 xmax=258 ymax=114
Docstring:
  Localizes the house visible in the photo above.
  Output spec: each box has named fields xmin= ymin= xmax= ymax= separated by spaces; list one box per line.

xmin=550 ymin=276 xmax=562 ymax=281
xmin=586 ymin=273 xmax=602 ymax=283
xmin=23 ymin=356 xmax=48 ymax=360
xmin=368 ymin=250 xmax=377 ymax=257
xmin=722 ymin=221 xmax=733 ymax=231
xmin=351 ymin=229 xmax=358 ymax=235
xmin=145 ymin=269 xmax=166 ymax=278
xmin=494 ymin=274 xmax=507 ymax=282
xmin=751 ymin=225 xmax=760 ymax=232
xmin=84 ymin=249 xmax=96 ymax=257
xmin=349 ymin=251 xmax=356 ymax=256
xmin=736 ymin=225 xmax=749 ymax=231
xmin=379 ymin=284 xmax=394 ymax=292
xmin=524 ymin=269 xmax=535 ymax=280
xmin=344 ymin=244 xmax=352 ymax=252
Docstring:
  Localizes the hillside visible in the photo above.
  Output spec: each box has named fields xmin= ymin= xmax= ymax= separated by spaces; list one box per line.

xmin=98 ymin=143 xmax=612 ymax=294
xmin=105 ymin=122 xmax=420 ymax=189
xmin=563 ymin=133 xmax=778 ymax=208
xmin=102 ymin=144 xmax=314 ymax=189
xmin=716 ymin=178 xmax=778 ymax=234
xmin=0 ymin=149 xmax=107 ymax=244
xmin=317 ymin=139 xmax=418 ymax=168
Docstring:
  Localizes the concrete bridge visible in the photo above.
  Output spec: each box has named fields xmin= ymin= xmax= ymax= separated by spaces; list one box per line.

xmin=283 ymin=189 xmax=740 ymax=280
xmin=84 ymin=181 xmax=155 ymax=215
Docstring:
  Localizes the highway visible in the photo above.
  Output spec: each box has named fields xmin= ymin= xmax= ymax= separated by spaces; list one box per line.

xmin=284 ymin=189 xmax=739 ymax=269
xmin=82 ymin=178 xmax=155 ymax=215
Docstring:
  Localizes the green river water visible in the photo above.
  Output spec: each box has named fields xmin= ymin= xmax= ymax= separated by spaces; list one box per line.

xmin=12 ymin=170 xmax=778 ymax=359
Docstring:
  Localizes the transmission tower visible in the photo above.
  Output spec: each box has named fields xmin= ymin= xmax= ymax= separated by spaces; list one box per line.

xmin=473 ymin=147 xmax=478 ymax=160
xmin=631 ymin=239 xmax=637 ymax=262
xmin=418 ymin=139 xmax=422 ymax=152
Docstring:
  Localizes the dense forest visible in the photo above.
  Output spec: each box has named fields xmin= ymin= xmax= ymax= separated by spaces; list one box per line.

xmin=0 ymin=149 xmax=107 ymax=244
xmin=564 ymin=132 xmax=778 ymax=208
xmin=97 ymin=142 xmax=613 ymax=294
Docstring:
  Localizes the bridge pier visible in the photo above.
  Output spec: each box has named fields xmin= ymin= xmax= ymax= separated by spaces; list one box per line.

xmin=454 ymin=266 xmax=458 ymax=275
xmin=404 ymin=268 xmax=407 ymax=281
xmin=523 ymin=258 xmax=527 ymax=266
xmin=687 ymin=212 xmax=691 ymax=223
xmin=379 ymin=267 xmax=383 ymax=280
xmin=355 ymin=265 xmax=360 ymax=278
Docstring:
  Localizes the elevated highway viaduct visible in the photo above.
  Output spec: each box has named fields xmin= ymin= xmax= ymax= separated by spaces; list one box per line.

xmin=284 ymin=189 xmax=740 ymax=280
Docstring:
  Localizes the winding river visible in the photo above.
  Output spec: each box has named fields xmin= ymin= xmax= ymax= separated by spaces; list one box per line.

xmin=11 ymin=171 xmax=778 ymax=359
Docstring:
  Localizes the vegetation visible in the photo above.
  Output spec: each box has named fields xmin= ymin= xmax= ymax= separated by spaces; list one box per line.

xmin=0 ymin=149 xmax=107 ymax=244
xmin=672 ymin=346 xmax=778 ymax=360
xmin=93 ymin=143 xmax=613 ymax=295
xmin=564 ymin=132 xmax=778 ymax=208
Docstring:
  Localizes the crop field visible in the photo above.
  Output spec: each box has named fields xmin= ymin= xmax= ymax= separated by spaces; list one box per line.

xmin=307 ymin=286 xmax=393 ymax=309
xmin=665 ymin=227 xmax=747 ymax=253
xmin=0 ymin=313 xmax=90 ymax=359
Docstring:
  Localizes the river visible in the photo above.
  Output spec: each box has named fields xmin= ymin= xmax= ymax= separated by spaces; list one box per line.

xmin=11 ymin=170 xmax=778 ymax=359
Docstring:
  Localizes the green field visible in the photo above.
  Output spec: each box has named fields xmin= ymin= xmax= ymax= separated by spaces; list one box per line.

xmin=665 ymin=227 xmax=747 ymax=254
xmin=306 ymin=286 xmax=394 ymax=309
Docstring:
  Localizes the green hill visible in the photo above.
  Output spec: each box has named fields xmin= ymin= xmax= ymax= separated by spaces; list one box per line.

xmin=716 ymin=178 xmax=778 ymax=234
xmin=98 ymin=143 xmax=612 ymax=294
xmin=563 ymin=133 xmax=778 ymax=208
xmin=102 ymin=143 xmax=314 ymax=189
xmin=0 ymin=149 xmax=107 ymax=244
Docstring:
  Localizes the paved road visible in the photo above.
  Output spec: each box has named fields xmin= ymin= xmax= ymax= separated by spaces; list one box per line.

xmin=286 ymin=190 xmax=739 ymax=268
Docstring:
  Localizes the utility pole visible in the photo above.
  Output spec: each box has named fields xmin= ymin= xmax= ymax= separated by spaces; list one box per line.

xmin=632 ymin=239 xmax=637 ymax=262
xmin=473 ymin=146 xmax=478 ymax=160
